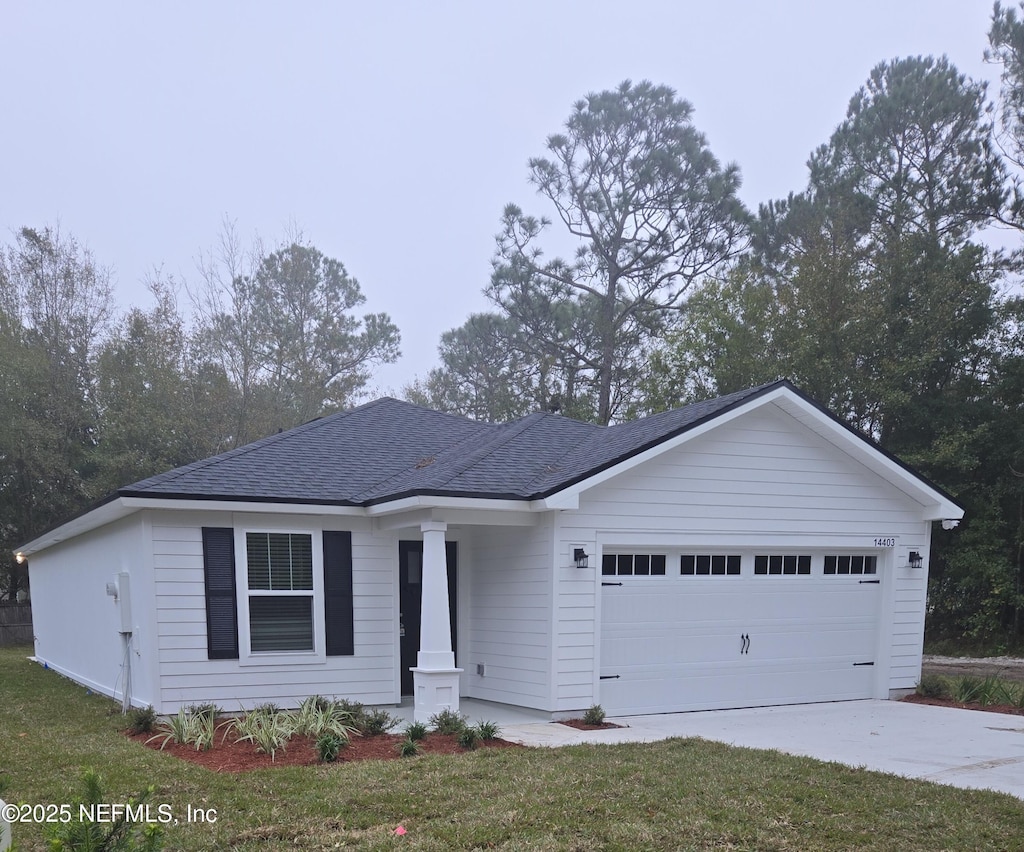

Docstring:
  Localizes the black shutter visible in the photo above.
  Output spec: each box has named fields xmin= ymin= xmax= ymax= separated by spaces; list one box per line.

xmin=202 ymin=527 xmax=239 ymax=660
xmin=323 ymin=530 xmax=354 ymax=656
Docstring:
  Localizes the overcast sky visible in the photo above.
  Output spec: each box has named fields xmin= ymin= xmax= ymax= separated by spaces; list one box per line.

xmin=2 ymin=1 xmax=1005 ymax=397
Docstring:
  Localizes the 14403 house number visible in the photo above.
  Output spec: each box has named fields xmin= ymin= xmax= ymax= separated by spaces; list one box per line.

xmin=873 ymin=538 xmax=896 ymax=547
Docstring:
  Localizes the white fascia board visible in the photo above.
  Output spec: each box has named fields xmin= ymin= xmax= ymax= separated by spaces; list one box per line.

xmin=365 ymin=494 xmax=540 ymax=517
xmin=118 ymin=496 xmax=366 ymax=517
xmin=16 ymin=496 xmax=367 ymax=558
xmin=542 ymin=386 xmax=963 ymax=521
xmin=16 ymin=498 xmax=136 ymax=557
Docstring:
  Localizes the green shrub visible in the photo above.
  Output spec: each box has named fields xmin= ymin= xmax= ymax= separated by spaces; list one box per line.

xmin=228 ymin=705 xmax=295 ymax=760
xmin=429 ymin=708 xmax=467 ymax=735
xmin=127 ymin=705 xmax=158 ymax=735
xmin=361 ymin=708 xmax=400 ymax=736
xmin=316 ymin=733 xmax=347 ymax=763
xmin=994 ymin=679 xmax=1021 ymax=706
xmin=334 ymin=698 xmax=369 ymax=730
xmin=976 ymin=676 xmax=1001 ymax=706
xmin=397 ymin=737 xmax=421 ymax=757
xmin=404 ymin=720 xmax=429 ymax=741
xmin=294 ymin=696 xmax=358 ymax=740
xmin=583 ymin=704 xmax=606 ymax=726
xmin=916 ymin=674 xmax=949 ymax=699
xmin=951 ymin=676 xmax=984 ymax=705
xmin=147 ymin=706 xmax=215 ymax=751
xmin=184 ymin=703 xmax=219 ymax=722
xmin=475 ymin=720 xmax=501 ymax=740
xmin=45 ymin=769 xmax=164 ymax=851
xmin=458 ymin=726 xmax=480 ymax=750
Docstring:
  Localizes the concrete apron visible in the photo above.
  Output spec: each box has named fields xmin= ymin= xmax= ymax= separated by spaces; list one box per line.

xmin=501 ymin=699 xmax=1024 ymax=801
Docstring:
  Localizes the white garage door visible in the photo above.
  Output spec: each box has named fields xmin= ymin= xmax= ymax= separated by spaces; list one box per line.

xmin=599 ymin=551 xmax=882 ymax=716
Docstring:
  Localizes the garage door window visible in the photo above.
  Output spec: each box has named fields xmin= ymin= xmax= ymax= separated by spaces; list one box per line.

xmin=824 ymin=555 xmax=877 ymax=575
xmin=602 ymin=554 xmax=667 ymax=576
xmin=680 ymin=555 xmax=741 ymax=576
xmin=754 ymin=555 xmax=811 ymax=576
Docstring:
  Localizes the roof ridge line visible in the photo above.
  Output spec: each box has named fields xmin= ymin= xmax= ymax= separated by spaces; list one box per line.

xmin=517 ymin=416 xmax=606 ymax=492
xmin=420 ymin=411 xmax=553 ymax=488
xmin=348 ymin=413 xmax=502 ymax=501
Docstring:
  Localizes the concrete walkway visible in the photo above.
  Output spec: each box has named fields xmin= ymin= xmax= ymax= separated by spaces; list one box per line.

xmin=500 ymin=700 xmax=1024 ymax=800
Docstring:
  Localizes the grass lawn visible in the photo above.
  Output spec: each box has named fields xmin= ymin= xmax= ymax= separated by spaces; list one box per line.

xmin=2 ymin=646 xmax=1023 ymax=851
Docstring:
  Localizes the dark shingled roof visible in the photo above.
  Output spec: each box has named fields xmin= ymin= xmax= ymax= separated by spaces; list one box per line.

xmin=119 ymin=382 xmax=783 ymax=506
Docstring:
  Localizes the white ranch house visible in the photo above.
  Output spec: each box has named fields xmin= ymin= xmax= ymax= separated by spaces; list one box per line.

xmin=16 ymin=381 xmax=963 ymax=722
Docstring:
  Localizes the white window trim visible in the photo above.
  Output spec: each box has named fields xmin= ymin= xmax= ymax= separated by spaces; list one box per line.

xmin=234 ymin=525 xmax=326 ymax=666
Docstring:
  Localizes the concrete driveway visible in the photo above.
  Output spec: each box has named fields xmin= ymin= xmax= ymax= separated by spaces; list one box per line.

xmin=501 ymin=700 xmax=1024 ymax=800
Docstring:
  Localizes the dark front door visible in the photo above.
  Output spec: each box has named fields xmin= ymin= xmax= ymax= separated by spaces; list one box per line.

xmin=399 ymin=540 xmax=457 ymax=695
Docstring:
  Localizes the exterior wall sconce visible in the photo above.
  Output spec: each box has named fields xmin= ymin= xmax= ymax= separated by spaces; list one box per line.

xmin=573 ymin=548 xmax=590 ymax=569
xmin=908 ymin=551 xmax=923 ymax=569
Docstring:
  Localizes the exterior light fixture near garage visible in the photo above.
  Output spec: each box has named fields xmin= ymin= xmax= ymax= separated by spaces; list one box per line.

xmin=908 ymin=551 xmax=923 ymax=569
xmin=574 ymin=548 xmax=590 ymax=569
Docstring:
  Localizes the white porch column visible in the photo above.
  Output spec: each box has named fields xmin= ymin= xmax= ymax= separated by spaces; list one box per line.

xmin=411 ymin=521 xmax=462 ymax=722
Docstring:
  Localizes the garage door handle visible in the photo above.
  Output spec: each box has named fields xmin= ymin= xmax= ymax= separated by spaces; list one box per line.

xmin=740 ymin=633 xmax=750 ymax=654
xmin=602 ymin=582 xmax=623 ymax=587
xmin=600 ymin=674 xmax=620 ymax=680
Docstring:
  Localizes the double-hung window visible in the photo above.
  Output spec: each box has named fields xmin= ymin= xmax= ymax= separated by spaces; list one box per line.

xmin=245 ymin=531 xmax=315 ymax=653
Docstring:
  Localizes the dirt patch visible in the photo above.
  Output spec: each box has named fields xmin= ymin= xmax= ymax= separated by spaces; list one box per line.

xmin=921 ymin=655 xmax=1024 ymax=685
xmin=555 ymin=719 xmax=623 ymax=731
xmin=128 ymin=728 xmax=521 ymax=773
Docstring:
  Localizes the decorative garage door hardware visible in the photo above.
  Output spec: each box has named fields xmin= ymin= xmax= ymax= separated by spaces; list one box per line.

xmin=601 ymin=582 xmax=623 ymax=587
xmin=740 ymin=633 xmax=750 ymax=654
xmin=853 ymin=661 xmax=875 ymax=666
xmin=858 ymin=579 xmax=881 ymax=584
xmin=600 ymin=674 xmax=621 ymax=680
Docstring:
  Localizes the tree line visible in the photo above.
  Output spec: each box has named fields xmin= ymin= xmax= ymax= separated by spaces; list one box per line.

xmin=409 ymin=9 xmax=1024 ymax=648
xmin=3 ymin=5 xmax=1023 ymax=647
xmin=0 ymin=225 xmax=399 ymax=599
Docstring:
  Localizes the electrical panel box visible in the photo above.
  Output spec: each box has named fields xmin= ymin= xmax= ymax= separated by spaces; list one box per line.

xmin=107 ymin=572 xmax=133 ymax=633
xmin=116 ymin=571 xmax=132 ymax=633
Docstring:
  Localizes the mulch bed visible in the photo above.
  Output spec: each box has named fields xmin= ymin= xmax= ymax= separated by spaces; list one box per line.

xmin=555 ymin=719 xmax=623 ymax=731
xmin=127 ymin=728 xmax=521 ymax=773
xmin=902 ymin=694 xmax=1024 ymax=716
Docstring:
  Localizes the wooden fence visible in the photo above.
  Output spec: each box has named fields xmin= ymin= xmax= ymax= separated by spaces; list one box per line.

xmin=0 ymin=602 xmax=33 ymax=646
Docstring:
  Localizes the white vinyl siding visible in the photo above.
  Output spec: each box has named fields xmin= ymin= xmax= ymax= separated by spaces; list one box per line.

xmin=554 ymin=401 xmax=933 ymax=713
xmin=28 ymin=514 xmax=154 ymax=707
xmin=150 ymin=510 xmax=398 ymax=714
xmin=464 ymin=522 xmax=553 ymax=709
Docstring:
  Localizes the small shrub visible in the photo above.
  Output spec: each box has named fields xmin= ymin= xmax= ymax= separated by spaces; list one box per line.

xmin=294 ymin=696 xmax=359 ymax=740
xmin=977 ymin=675 xmax=1005 ymax=706
xmin=147 ymin=706 xmax=215 ymax=751
xmin=46 ymin=769 xmax=164 ymax=851
xmin=335 ymin=698 xmax=369 ymax=730
xmin=251 ymin=702 xmax=281 ymax=716
xmin=127 ymin=705 xmax=158 ymax=735
xmin=397 ymin=737 xmax=421 ymax=757
xmin=185 ymin=703 xmax=219 ymax=722
xmin=916 ymin=674 xmax=949 ymax=699
xmin=228 ymin=705 xmax=295 ymax=760
xmin=429 ymin=708 xmax=467 ymax=735
xmin=362 ymin=708 xmax=400 ymax=736
xmin=316 ymin=733 xmax=347 ymax=763
xmin=404 ymin=720 xmax=429 ymax=741
xmin=475 ymin=720 xmax=501 ymax=741
xmin=993 ymin=678 xmax=1021 ymax=707
xmin=951 ymin=676 xmax=984 ymax=705
xmin=458 ymin=726 xmax=480 ymax=750
xmin=583 ymin=704 xmax=606 ymax=726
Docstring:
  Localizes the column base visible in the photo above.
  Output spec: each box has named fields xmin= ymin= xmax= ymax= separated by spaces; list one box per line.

xmin=411 ymin=667 xmax=463 ymax=723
